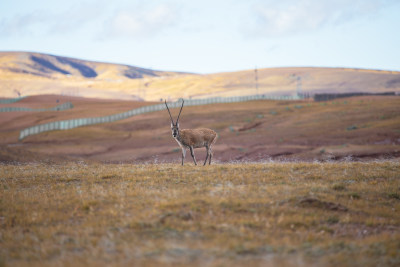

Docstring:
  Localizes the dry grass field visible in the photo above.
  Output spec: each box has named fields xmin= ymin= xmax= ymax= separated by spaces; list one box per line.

xmin=1 ymin=161 xmax=399 ymax=267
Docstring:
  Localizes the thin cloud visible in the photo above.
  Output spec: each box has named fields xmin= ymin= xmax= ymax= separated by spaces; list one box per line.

xmin=0 ymin=11 xmax=46 ymax=37
xmin=247 ymin=0 xmax=398 ymax=37
xmin=47 ymin=2 xmax=106 ymax=34
xmin=0 ymin=1 xmax=106 ymax=37
xmin=102 ymin=4 xmax=180 ymax=39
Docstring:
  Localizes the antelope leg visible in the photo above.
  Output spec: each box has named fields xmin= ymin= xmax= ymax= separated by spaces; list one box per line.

xmin=204 ymin=146 xmax=209 ymax=166
xmin=181 ymin=147 xmax=186 ymax=166
xmin=189 ymin=146 xmax=197 ymax=165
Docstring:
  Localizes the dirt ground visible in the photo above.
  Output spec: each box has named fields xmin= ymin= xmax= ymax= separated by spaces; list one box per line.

xmin=0 ymin=95 xmax=399 ymax=163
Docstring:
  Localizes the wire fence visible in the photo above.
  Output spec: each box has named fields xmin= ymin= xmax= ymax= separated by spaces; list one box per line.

xmin=0 ymin=96 xmax=26 ymax=104
xmin=0 ymin=102 xmax=73 ymax=112
xmin=18 ymin=94 xmax=302 ymax=140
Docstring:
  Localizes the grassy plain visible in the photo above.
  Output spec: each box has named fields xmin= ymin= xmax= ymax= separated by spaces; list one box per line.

xmin=1 ymin=161 xmax=400 ymax=266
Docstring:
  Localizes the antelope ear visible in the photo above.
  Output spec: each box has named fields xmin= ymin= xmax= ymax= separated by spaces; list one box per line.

xmin=177 ymin=122 xmax=179 ymax=127
xmin=171 ymin=122 xmax=174 ymax=127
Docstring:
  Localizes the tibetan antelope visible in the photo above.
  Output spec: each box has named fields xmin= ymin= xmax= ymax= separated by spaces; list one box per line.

xmin=165 ymin=100 xmax=217 ymax=166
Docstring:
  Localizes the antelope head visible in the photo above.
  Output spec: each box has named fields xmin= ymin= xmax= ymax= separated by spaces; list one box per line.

xmin=165 ymin=99 xmax=184 ymax=138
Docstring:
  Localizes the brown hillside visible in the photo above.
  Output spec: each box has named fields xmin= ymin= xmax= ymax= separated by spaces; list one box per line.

xmin=0 ymin=95 xmax=399 ymax=163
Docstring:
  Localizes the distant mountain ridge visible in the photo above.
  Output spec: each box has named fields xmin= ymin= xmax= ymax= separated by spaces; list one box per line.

xmin=32 ymin=55 xmax=96 ymax=77
xmin=0 ymin=51 xmax=186 ymax=100
xmin=0 ymin=51 xmax=168 ymax=79
xmin=0 ymin=51 xmax=399 ymax=101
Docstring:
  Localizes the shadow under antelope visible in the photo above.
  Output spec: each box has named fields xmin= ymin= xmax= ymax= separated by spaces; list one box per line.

xmin=165 ymin=100 xmax=217 ymax=166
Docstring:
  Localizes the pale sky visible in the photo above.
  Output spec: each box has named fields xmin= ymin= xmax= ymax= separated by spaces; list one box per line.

xmin=0 ymin=0 xmax=399 ymax=74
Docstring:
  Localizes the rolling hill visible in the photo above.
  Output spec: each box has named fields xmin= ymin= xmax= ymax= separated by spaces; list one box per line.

xmin=1 ymin=51 xmax=399 ymax=101
xmin=0 ymin=51 xmax=184 ymax=100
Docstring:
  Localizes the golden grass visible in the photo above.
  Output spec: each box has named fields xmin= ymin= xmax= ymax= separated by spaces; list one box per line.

xmin=1 ymin=161 xmax=400 ymax=266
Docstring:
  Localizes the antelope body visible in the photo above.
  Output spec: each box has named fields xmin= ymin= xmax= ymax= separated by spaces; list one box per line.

xmin=165 ymin=100 xmax=217 ymax=166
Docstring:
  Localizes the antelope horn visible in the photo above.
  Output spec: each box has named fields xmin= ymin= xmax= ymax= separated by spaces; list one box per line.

xmin=176 ymin=99 xmax=184 ymax=124
xmin=164 ymin=100 xmax=174 ymax=124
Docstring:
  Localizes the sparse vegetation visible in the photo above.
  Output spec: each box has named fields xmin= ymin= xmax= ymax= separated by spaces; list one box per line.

xmin=332 ymin=184 xmax=346 ymax=191
xmin=388 ymin=192 xmax=400 ymax=200
xmin=346 ymin=125 xmax=358 ymax=131
xmin=1 ymin=161 xmax=399 ymax=266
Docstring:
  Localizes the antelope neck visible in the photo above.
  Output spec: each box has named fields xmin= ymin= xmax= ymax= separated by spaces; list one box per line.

xmin=174 ymin=129 xmax=181 ymax=140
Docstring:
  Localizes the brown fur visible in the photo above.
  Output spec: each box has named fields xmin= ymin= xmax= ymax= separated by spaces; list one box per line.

xmin=172 ymin=126 xmax=218 ymax=166
xmin=179 ymin=128 xmax=217 ymax=148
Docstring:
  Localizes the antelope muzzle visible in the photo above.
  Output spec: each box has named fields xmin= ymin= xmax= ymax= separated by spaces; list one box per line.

xmin=172 ymin=127 xmax=178 ymax=138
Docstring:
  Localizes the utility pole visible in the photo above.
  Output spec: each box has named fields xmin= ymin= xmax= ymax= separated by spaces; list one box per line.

xmin=255 ymin=67 xmax=259 ymax=95
xmin=290 ymin=74 xmax=303 ymax=99
xmin=296 ymin=76 xmax=302 ymax=98
xmin=137 ymin=78 xmax=145 ymax=101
